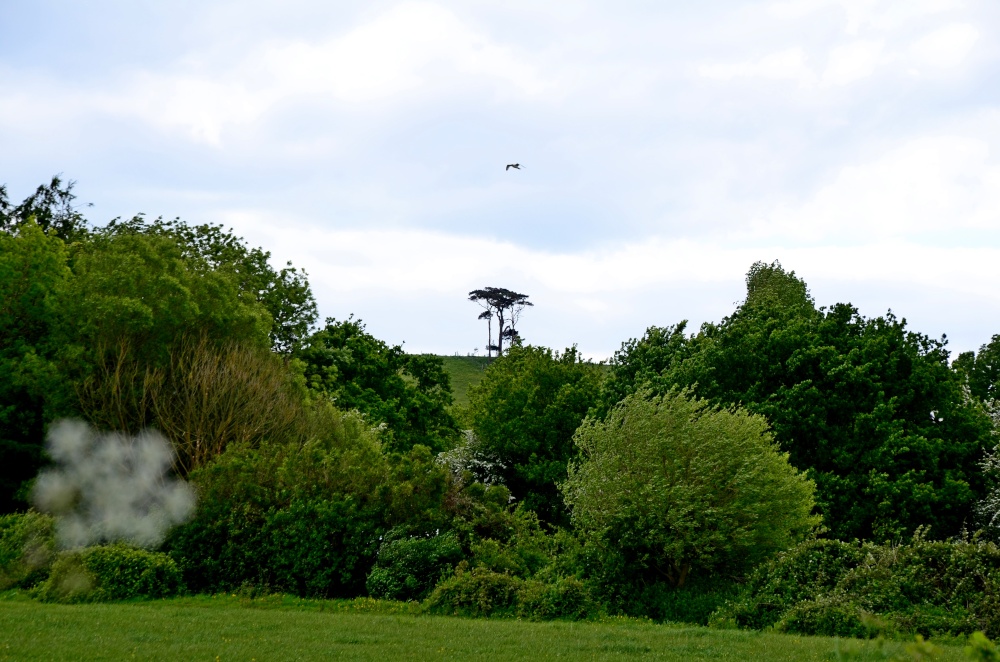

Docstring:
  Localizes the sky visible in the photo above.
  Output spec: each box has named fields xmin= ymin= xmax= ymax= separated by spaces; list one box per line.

xmin=2 ymin=0 xmax=999 ymax=359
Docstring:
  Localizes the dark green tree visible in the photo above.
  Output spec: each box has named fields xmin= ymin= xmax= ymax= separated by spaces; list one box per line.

xmin=468 ymin=287 xmax=532 ymax=357
xmin=296 ymin=317 xmax=458 ymax=454
xmin=0 ymin=176 xmax=91 ymax=241
xmin=599 ymin=261 xmax=994 ymax=540
xmin=466 ymin=345 xmax=603 ymax=525
xmin=0 ymin=221 xmax=72 ymax=512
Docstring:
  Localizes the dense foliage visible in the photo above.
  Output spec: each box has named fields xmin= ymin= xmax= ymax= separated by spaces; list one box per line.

xmin=0 ymin=223 xmax=70 ymax=511
xmin=955 ymin=335 xmax=1000 ymax=404
xmin=96 ymin=215 xmax=317 ymax=355
xmin=564 ymin=389 xmax=819 ymax=591
xmin=366 ymin=532 xmax=464 ymax=601
xmin=598 ymin=261 xmax=995 ymax=540
xmin=713 ymin=533 xmax=1000 ymax=639
xmin=5 ymin=178 xmax=1000 ymax=643
xmin=164 ymin=411 xmax=394 ymax=597
xmin=465 ymin=345 xmax=603 ymax=524
xmin=296 ymin=317 xmax=458 ymax=454
xmin=35 ymin=544 xmax=184 ymax=603
xmin=0 ymin=511 xmax=56 ymax=590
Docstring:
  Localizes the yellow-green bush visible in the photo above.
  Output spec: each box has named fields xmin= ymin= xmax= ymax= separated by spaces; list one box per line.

xmin=34 ymin=543 xmax=184 ymax=603
xmin=0 ymin=511 xmax=56 ymax=589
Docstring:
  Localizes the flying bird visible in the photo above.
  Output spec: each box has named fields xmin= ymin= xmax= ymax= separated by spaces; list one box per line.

xmin=506 ymin=163 xmax=521 ymax=171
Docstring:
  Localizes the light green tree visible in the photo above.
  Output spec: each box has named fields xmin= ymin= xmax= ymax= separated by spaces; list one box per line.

xmin=562 ymin=389 xmax=819 ymax=587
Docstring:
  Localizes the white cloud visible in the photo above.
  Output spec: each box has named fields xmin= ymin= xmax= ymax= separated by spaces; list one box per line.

xmin=768 ymin=0 xmax=962 ymax=34
xmin=908 ymin=23 xmax=980 ymax=69
xmin=753 ymin=133 xmax=1000 ymax=241
xmin=220 ymin=210 xmax=1000 ymax=357
xmin=46 ymin=2 xmax=549 ymax=146
xmin=699 ymin=48 xmax=814 ymax=85
xmin=821 ymin=39 xmax=884 ymax=86
xmin=226 ymin=209 xmax=1000 ymax=302
xmin=261 ymin=2 xmax=546 ymax=103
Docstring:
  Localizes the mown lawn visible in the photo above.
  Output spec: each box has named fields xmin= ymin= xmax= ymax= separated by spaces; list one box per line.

xmin=0 ymin=593 xmax=968 ymax=661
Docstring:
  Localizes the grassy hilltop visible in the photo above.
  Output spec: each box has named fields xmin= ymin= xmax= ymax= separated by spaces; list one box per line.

xmin=437 ymin=355 xmax=492 ymax=408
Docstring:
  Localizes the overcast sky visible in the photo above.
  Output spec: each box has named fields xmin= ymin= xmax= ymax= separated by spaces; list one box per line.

xmin=2 ymin=0 xmax=998 ymax=359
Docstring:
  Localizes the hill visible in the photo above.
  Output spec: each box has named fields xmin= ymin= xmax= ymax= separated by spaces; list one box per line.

xmin=437 ymin=355 xmax=492 ymax=408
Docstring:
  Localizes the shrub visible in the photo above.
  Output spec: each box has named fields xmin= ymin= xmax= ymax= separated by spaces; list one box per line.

xmin=424 ymin=566 xmax=599 ymax=621
xmin=710 ymin=538 xmax=866 ymax=630
xmin=564 ymin=389 xmax=819 ymax=590
xmin=169 ymin=490 xmax=382 ymax=598
xmin=630 ymin=577 xmax=739 ymax=626
xmin=0 ymin=511 xmax=56 ymax=589
xmin=424 ymin=566 xmax=524 ymax=618
xmin=775 ymin=594 xmax=884 ymax=639
xmin=165 ymin=422 xmax=397 ymax=598
xmin=712 ymin=534 xmax=1000 ymax=639
xmin=34 ymin=543 xmax=184 ymax=603
xmin=366 ymin=531 xmax=464 ymax=601
xmin=515 ymin=574 xmax=598 ymax=621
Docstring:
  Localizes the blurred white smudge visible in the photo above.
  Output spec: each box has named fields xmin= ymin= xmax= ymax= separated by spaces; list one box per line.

xmin=32 ymin=419 xmax=196 ymax=549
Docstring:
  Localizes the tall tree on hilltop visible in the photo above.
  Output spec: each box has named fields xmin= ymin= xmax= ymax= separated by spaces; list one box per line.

xmin=468 ymin=287 xmax=532 ymax=357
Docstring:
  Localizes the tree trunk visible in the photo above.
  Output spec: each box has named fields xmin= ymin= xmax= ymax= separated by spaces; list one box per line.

xmin=496 ymin=310 xmax=506 ymax=355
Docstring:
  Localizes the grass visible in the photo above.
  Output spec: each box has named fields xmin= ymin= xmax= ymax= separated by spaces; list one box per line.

xmin=0 ymin=592 xmax=970 ymax=661
xmin=438 ymin=355 xmax=492 ymax=408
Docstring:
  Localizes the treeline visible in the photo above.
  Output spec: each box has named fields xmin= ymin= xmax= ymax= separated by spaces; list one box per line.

xmin=3 ymin=178 xmax=1000 ymax=640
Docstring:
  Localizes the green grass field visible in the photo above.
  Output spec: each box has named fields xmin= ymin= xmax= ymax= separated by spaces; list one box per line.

xmin=438 ymin=355 xmax=492 ymax=408
xmin=0 ymin=593 xmax=969 ymax=661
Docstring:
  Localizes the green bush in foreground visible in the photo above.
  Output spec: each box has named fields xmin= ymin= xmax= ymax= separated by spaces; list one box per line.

xmin=0 ymin=511 xmax=56 ymax=589
xmin=712 ymin=534 xmax=1000 ymax=639
xmin=711 ymin=538 xmax=866 ymax=630
xmin=366 ymin=531 xmax=464 ymax=601
xmin=423 ymin=565 xmax=597 ymax=620
xmin=34 ymin=543 xmax=184 ymax=603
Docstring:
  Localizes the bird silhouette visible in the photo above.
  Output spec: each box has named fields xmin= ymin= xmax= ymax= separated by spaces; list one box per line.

xmin=506 ymin=163 xmax=521 ymax=170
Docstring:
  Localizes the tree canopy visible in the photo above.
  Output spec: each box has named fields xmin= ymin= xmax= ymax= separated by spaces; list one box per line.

xmin=0 ymin=176 xmax=90 ymax=241
xmin=0 ymin=181 xmax=320 ymax=509
xmin=954 ymin=334 xmax=1000 ymax=405
xmin=97 ymin=215 xmax=317 ymax=355
xmin=296 ymin=317 xmax=458 ymax=454
xmin=597 ymin=261 xmax=994 ymax=540
xmin=468 ymin=287 xmax=532 ymax=357
xmin=0 ymin=221 xmax=72 ymax=511
xmin=465 ymin=345 xmax=603 ymax=524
